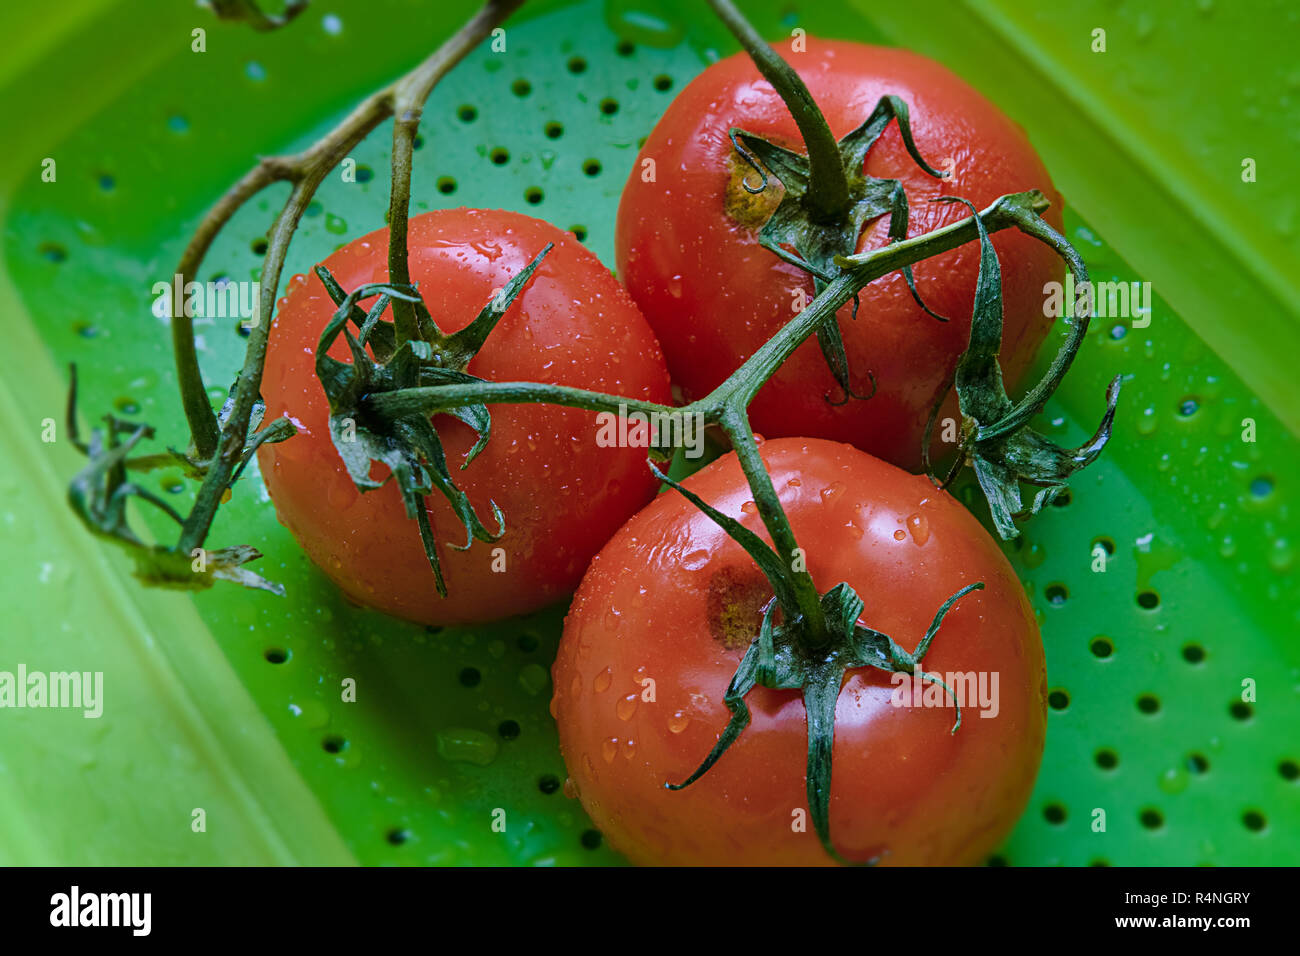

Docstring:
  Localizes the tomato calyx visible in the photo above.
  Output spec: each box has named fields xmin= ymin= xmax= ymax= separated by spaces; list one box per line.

xmin=729 ymin=98 xmax=947 ymax=290
xmin=919 ymin=198 xmax=1123 ymax=538
xmin=311 ymin=245 xmax=550 ymax=596
xmin=651 ymin=460 xmax=980 ymax=864
xmin=707 ymin=0 xmax=948 ymax=405
xmin=730 ymin=106 xmax=952 ymax=405
xmin=63 ymin=364 xmax=292 ymax=593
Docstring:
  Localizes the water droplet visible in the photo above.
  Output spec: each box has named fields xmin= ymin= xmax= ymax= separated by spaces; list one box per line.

xmin=594 ymin=667 xmax=613 ymax=693
xmin=517 ymin=660 xmax=548 ymax=697
xmin=616 ymin=693 xmax=639 ymax=721
xmin=667 ymin=275 xmax=683 ymax=298
xmin=289 ymin=700 xmax=329 ymax=728
xmin=893 ymin=529 xmax=906 ymax=541
xmin=1269 ymin=539 xmax=1294 ymax=573
xmin=681 ymin=549 xmax=710 ymax=571
xmin=1159 ymin=766 xmax=1189 ymax=794
xmin=1137 ymin=406 xmax=1158 ymax=435
xmin=1133 ymin=532 xmax=1181 ymax=590
xmin=324 ymin=213 xmax=348 ymax=235
xmin=906 ymin=513 xmax=931 ymax=546
xmin=607 ymin=0 xmax=686 ymax=47
xmin=740 ymin=500 xmax=757 ymax=515
xmin=569 ymin=674 xmax=583 ymax=700
xmin=668 ymin=710 xmax=691 ymax=733
xmin=820 ymin=482 xmax=845 ymax=504
xmin=436 ymin=728 xmax=499 ymax=766
xmin=621 ymin=738 xmax=637 ymax=760
xmin=601 ymin=737 xmax=618 ymax=764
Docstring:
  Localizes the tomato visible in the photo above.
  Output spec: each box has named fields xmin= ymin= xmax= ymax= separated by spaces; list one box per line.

xmin=258 ymin=209 xmax=671 ymax=625
xmin=616 ymin=40 xmax=1064 ymax=472
xmin=552 ymin=437 xmax=1046 ymax=866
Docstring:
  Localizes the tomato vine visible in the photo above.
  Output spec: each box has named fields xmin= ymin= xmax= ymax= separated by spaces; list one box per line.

xmin=64 ymin=0 xmax=1120 ymax=862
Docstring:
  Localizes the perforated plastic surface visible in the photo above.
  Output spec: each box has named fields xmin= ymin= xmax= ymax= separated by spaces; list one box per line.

xmin=1 ymin=0 xmax=1295 ymax=866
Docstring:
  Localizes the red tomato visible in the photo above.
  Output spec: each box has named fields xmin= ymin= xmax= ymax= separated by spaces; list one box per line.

xmin=258 ymin=209 xmax=671 ymax=625
xmin=553 ymin=437 xmax=1046 ymax=866
xmin=616 ymin=40 xmax=1063 ymax=472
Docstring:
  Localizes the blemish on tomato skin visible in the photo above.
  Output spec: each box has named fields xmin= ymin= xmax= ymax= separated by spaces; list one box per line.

xmin=705 ymin=564 xmax=769 ymax=650
xmin=722 ymin=149 xmax=785 ymax=229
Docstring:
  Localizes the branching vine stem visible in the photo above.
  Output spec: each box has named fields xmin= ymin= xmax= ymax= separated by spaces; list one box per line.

xmin=171 ymin=0 xmax=525 ymax=550
xmin=365 ymin=190 xmax=1051 ymax=638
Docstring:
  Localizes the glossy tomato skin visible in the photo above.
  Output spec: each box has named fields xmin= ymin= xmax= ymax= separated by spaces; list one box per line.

xmin=553 ymin=437 xmax=1046 ymax=866
xmin=259 ymin=209 xmax=671 ymax=625
xmin=616 ymin=40 xmax=1064 ymax=472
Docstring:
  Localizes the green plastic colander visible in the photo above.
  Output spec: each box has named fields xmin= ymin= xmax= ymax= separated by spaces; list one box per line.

xmin=1 ymin=0 xmax=1295 ymax=866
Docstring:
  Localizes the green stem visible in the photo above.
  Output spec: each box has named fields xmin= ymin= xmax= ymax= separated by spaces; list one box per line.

xmin=369 ymin=194 xmax=1049 ymax=640
xmin=174 ymin=0 xmax=522 ymax=554
xmin=387 ymin=118 xmax=420 ymax=343
xmin=368 ymin=381 xmax=684 ymax=421
xmin=719 ymin=407 xmax=827 ymax=646
xmin=385 ymin=0 xmax=525 ymax=344
xmin=369 ymin=197 xmax=1048 ymax=440
xmin=710 ymin=191 xmax=1051 ymax=409
xmin=180 ymin=173 xmax=323 ymax=552
xmin=171 ymin=160 xmax=291 ymax=459
xmin=705 ymin=0 xmax=848 ymax=221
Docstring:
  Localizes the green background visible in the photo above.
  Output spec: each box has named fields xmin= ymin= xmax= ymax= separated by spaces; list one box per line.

xmin=0 ymin=0 xmax=1295 ymax=865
